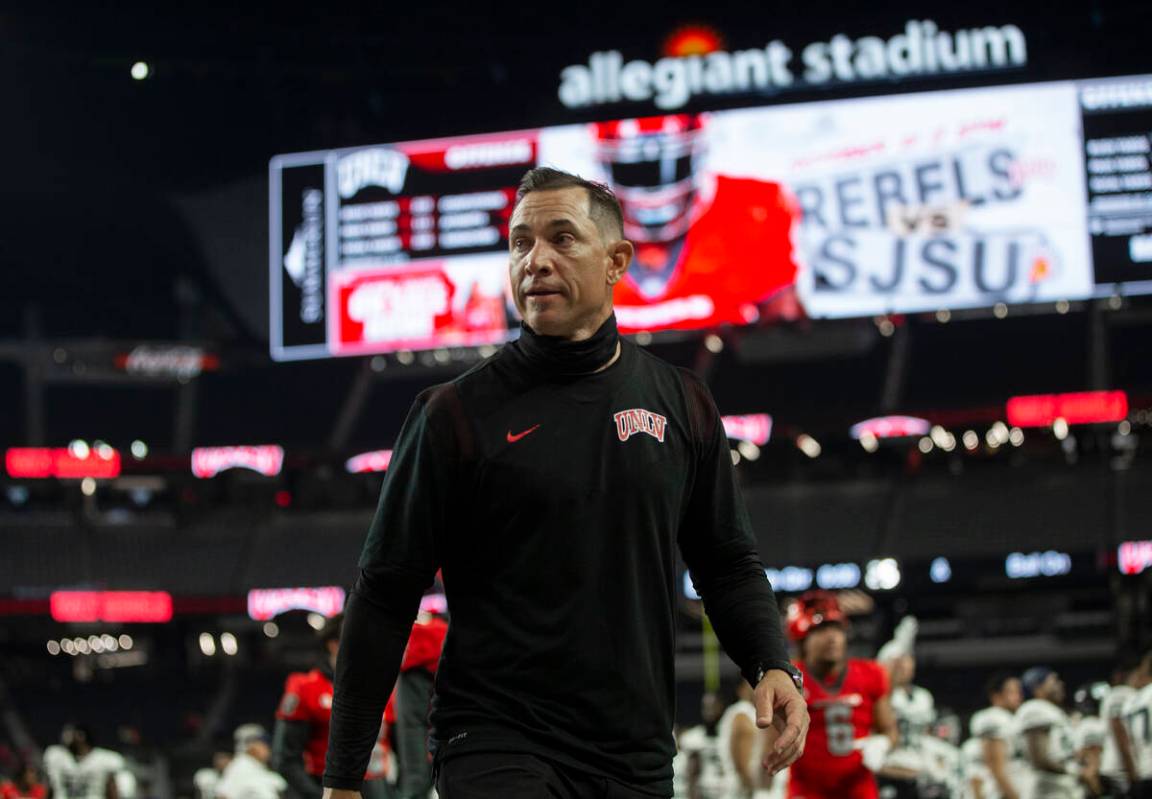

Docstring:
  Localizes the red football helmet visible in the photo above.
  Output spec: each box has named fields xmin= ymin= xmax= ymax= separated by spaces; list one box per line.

xmin=593 ymin=114 xmax=705 ymax=245
xmin=786 ymin=590 xmax=847 ymax=641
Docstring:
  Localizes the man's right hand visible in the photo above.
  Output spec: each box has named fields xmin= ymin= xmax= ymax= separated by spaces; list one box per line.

xmin=322 ymin=789 xmax=361 ymax=799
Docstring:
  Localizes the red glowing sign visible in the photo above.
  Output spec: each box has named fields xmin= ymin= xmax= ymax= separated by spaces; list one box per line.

xmin=345 ymin=449 xmax=394 ymax=474
xmin=247 ymin=587 xmax=346 ymax=621
xmin=663 ymin=25 xmax=725 ymax=57
xmin=721 ymin=414 xmax=773 ymax=445
xmin=5 ymin=448 xmax=122 ymax=479
xmin=191 ymin=445 xmax=284 ymax=478
xmin=850 ymin=416 xmax=931 ymax=440
xmin=50 ymin=591 xmax=173 ymax=623
xmin=1006 ymin=391 xmax=1128 ymax=427
xmin=1118 ymin=540 xmax=1152 ymax=575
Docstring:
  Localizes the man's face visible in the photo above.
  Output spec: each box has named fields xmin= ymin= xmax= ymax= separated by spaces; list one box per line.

xmin=803 ymin=623 xmax=847 ymax=666
xmin=1040 ymin=672 xmax=1066 ymax=704
xmin=997 ymin=678 xmax=1023 ymax=710
xmin=248 ymin=741 xmax=271 ymax=764
xmin=508 ymin=187 xmax=630 ymax=340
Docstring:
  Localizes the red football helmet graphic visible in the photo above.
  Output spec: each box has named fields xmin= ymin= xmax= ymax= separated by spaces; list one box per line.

xmin=593 ymin=114 xmax=705 ymax=245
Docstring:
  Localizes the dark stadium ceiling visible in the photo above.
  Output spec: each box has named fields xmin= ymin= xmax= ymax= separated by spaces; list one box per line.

xmin=1 ymin=0 xmax=1148 ymax=190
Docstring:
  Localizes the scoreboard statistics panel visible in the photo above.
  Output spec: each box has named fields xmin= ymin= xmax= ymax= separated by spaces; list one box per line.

xmin=271 ymin=132 xmax=539 ymax=360
xmin=270 ymin=74 xmax=1152 ymax=362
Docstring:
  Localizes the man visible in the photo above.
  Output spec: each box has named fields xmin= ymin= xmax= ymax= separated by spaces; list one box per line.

xmin=1071 ymin=683 xmax=1109 ymax=798
xmin=272 ymin=616 xmax=394 ymax=799
xmin=673 ymin=693 xmax=728 ymax=799
xmin=216 ymin=726 xmax=287 ymax=799
xmin=43 ymin=725 xmax=124 ymax=799
xmin=391 ymin=602 xmax=449 ymax=799
xmin=966 ymin=673 xmax=1028 ymax=799
xmin=717 ymin=682 xmax=764 ymax=799
xmin=1123 ymin=650 xmax=1152 ymax=798
xmin=787 ymin=591 xmax=897 ymax=799
xmin=322 ymin=167 xmax=808 ymax=798
xmin=193 ymin=751 xmax=233 ymax=799
xmin=2 ymin=762 xmax=47 ymax=799
xmin=1015 ymin=667 xmax=1082 ymax=799
xmin=1101 ymin=659 xmax=1140 ymax=795
xmin=877 ymin=618 xmax=937 ymax=797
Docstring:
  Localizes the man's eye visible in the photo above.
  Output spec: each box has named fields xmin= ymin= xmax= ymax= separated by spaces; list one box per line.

xmin=556 ymin=233 xmax=575 ymax=246
xmin=511 ymin=238 xmax=529 ymax=251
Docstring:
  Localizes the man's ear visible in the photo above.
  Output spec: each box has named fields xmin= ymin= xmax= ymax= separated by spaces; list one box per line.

xmin=606 ymin=239 xmax=634 ymax=285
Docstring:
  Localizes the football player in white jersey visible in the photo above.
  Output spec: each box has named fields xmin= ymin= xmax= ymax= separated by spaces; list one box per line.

xmin=1123 ymin=650 xmax=1152 ymax=799
xmin=1101 ymin=658 xmax=1140 ymax=795
xmin=43 ymin=725 xmax=125 ymax=799
xmin=1016 ymin=667 xmax=1083 ymax=799
xmin=877 ymin=617 xmax=937 ymax=797
xmin=215 ymin=725 xmax=286 ymax=799
xmin=1071 ymin=682 xmax=1110 ymax=798
xmin=966 ymin=673 xmax=1027 ymax=799
xmin=675 ymin=692 xmax=731 ymax=799
xmin=717 ymin=680 xmax=787 ymax=799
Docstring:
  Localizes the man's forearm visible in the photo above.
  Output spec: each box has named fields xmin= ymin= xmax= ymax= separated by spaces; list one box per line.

xmin=694 ymin=549 xmax=789 ymax=684
xmin=323 ymin=572 xmax=425 ymax=790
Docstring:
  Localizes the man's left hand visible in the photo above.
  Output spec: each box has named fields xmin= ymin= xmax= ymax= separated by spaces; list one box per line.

xmin=754 ymin=669 xmax=810 ymax=775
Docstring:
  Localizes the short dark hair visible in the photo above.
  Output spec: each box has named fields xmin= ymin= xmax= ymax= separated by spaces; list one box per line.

xmin=985 ymin=671 xmax=1017 ymax=700
xmin=514 ymin=167 xmax=624 ymax=239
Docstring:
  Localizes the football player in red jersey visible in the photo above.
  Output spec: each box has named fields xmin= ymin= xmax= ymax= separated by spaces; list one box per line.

xmin=1 ymin=762 xmax=47 ymax=799
xmin=272 ymin=615 xmax=395 ymax=799
xmin=787 ymin=592 xmax=898 ymax=799
xmin=392 ymin=603 xmax=449 ymax=799
xmin=594 ymin=114 xmax=806 ymax=334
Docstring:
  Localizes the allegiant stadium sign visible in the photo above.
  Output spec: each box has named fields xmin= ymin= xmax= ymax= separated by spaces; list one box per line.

xmin=558 ymin=20 xmax=1027 ymax=110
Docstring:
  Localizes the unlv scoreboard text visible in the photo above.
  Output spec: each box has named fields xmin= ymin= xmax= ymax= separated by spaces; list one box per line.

xmin=270 ymin=73 xmax=1152 ymax=361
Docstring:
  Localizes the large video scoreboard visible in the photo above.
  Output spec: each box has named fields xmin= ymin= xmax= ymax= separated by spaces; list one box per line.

xmin=270 ymin=73 xmax=1152 ymax=361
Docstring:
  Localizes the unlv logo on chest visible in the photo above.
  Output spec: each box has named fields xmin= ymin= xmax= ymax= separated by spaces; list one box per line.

xmin=614 ymin=408 xmax=668 ymax=443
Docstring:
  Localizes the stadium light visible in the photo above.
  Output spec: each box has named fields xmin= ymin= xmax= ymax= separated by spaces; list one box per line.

xmin=864 ymin=558 xmax=901 ymax=590
xmin=131 ymin=61 xmax=150 ymax=80
xmin=220 ymin=633 xmax=238 ymax=656
xmin=929 ymin=557 xmax=952 ymax=584
xmin=796 ymin=435 xmax=821 ymax=458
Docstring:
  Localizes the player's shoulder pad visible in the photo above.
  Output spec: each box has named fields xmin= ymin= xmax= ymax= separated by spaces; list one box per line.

xmin=852 ymin=657 xmax=889 ymax=687
xmin=1102 ymin=684 xmax=1134 ymax=717
xmin=1016 ymin=699 xmax=1063 ymax=730
xmin=277 ymin=670 xmax=317 ymax=718
xmin=971 ymin=706 xmax=1011 ymax=738
xmin=1128 ymin=682 xmax=1152 ymax=712
xmin=92 ymin=749 xmax=125 ymax=770
xmin=678 ymin=726 xmax=708 ymax=752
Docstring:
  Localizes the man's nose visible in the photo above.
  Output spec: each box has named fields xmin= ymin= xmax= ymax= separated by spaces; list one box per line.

xmin=526 ymin=243 xmax=554 ymax=275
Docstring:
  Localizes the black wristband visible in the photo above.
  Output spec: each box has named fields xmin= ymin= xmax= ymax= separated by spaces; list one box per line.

xmin=747 ymin=660 xmax=804 ymax=692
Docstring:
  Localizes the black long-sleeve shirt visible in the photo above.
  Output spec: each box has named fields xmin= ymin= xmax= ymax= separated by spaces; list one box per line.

xmin=324 ymin=321 xmax=789 ymax=796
